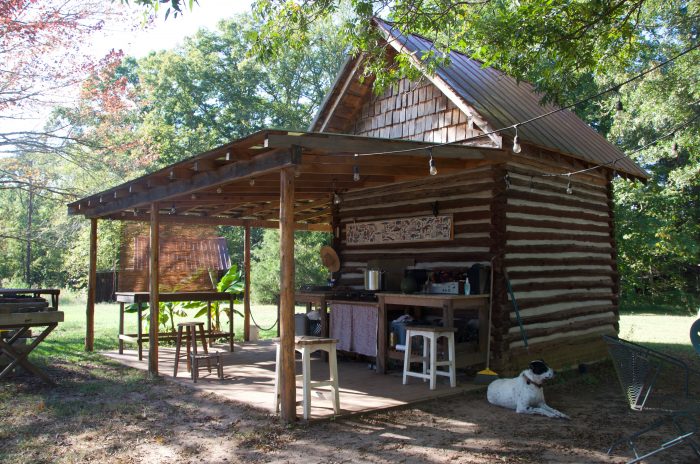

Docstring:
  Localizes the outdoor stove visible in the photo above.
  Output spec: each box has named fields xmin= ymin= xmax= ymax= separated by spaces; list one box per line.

xmin=297 ymin=285 xmax=378 ymax=302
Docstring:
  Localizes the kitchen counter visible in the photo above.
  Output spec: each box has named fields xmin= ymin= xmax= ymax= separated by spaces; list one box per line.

xmin=376 ymin=292 xmax=489 ymax=374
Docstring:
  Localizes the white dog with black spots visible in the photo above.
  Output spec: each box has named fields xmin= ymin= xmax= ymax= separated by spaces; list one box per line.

xmin=487 ymin=360 xmax=570 ymax=419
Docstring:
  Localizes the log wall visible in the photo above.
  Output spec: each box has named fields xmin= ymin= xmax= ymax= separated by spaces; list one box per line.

xmin=342 ymin=76 xmax=620 ymax=374
xmin=336 ymin=166 xmax=497 ymax=287
xmin=497 ymin=160 xmax=617 ymax=373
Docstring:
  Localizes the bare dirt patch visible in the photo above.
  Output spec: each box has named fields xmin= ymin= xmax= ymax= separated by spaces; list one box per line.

xmin=1 ymin=357 xmax=698 ymax=463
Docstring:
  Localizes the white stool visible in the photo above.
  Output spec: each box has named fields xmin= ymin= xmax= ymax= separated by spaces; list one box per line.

xmin=403 ymin=326 xmax=456 ymax=390
xmin=274 ymin=336 xmax=340 ymax=420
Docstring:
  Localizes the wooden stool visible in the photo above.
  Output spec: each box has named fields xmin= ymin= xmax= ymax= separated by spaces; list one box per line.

xmin=174 ymin=322 xmax=208 ymax=377
xmin=403 ymin=326 xmax=456 ymax=390
xmin=191 ymin=352 xmax=224 ymax=383
xmin=274 ymin=336 xmax=340 ymax=420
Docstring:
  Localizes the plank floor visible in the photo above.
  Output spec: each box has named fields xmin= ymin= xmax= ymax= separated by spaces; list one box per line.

xmin=103 ymin=340 xmax=486 ymax=420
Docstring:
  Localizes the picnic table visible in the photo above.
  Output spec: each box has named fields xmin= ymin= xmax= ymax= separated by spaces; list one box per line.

xmin=0 ymin=288 xmax=63 ymax=385
xmin=115 ymin=291 xmax=235 ymax=360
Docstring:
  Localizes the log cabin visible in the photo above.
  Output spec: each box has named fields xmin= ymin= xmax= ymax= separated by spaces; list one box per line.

xmin=68 ymin=18 xmax=647 ymax=421
xmin=308 ymin=18 xmax=647 ymax=373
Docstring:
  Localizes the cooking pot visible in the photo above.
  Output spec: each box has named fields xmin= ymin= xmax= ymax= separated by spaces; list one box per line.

xmin=364 ymin=269 xmax=384 ymax=291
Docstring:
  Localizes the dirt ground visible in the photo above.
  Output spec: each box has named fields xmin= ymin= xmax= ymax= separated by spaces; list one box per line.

xmin=2 ymin=357 xmax=699 ymax=464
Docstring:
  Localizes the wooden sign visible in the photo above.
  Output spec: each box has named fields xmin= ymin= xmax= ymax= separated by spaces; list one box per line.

xmin=346 ymin=215 xmax=453 ymax=246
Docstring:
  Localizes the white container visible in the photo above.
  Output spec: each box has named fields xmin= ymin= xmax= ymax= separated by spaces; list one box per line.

xmin=249 ymin=325 xmax=259 ymax=341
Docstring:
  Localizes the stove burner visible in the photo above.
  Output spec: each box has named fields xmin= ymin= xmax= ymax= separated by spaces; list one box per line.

xmin=331 ymin=290 xmax=377 ymax=302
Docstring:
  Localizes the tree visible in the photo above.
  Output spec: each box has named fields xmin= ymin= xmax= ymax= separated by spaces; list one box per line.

xmin=251 ymin=229 xmax=331 ymax=303
xmin=0 ymin=0 xmax=126 ymax=159
xmin=0 ymin=11 xmax=346 ymax=289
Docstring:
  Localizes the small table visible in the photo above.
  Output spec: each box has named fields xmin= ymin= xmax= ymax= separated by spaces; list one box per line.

xmin=115 ymin=291 xmax=235 ymax=360
xmin=0 ymin=311 xmax=64 ymax=385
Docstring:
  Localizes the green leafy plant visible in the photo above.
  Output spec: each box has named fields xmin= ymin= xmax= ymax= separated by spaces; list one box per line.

xmin=124 ymin=300 xmax=188 ymax=333
xmin=183 ymin=264 xmax=245 ymax=331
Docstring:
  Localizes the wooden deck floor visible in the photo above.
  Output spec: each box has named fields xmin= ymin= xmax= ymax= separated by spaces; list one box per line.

xmin=103 ymin=340 xmax=486 ymax=420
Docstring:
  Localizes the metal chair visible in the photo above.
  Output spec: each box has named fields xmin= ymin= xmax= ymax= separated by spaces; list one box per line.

xmin=690 ymin=318 xmax=700 ymax=356
xmin=602 ymin=335 xmax=700 ymax=463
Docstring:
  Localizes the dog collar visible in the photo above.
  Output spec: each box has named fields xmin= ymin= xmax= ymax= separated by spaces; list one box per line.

xmin=523 ymin=373 xmax=543 ymax=389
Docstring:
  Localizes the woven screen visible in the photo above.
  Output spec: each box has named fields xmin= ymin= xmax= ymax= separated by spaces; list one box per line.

xmin=118 ymin=223 xmax=231 ymax=292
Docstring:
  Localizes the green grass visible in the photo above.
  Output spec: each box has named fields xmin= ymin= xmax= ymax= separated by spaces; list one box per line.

xmin=33 ymin=299 xmax=300 ymax=362
xmin=34 ymin=297 xmax=700 ymax=361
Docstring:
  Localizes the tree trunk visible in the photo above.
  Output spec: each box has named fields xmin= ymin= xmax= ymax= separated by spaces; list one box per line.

xmin=25 ymin=183 xmax=34 ymax=285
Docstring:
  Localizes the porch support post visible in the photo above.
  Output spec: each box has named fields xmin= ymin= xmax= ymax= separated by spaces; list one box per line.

xmin=148 ymin=202 xmax=160 ymax=377
xmin=85 ymin=218 xmax=97 ymax=351
xmin=279 ymin=166 xmax=296 ymax=422
xmin=243 ymin=225 xmax=252 ymax=341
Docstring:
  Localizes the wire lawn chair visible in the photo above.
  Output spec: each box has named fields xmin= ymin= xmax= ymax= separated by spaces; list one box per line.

xmin=691 ymin=319 xmax=700 ymax=356
xmin=602 ymin=335 xmax=700 ymax=463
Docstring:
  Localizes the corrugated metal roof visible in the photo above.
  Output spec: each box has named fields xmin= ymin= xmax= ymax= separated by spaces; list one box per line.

xmin=375 ymin=19 xmax=647 ymax=179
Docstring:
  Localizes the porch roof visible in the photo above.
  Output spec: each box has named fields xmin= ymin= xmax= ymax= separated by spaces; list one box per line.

xmin=67 ymin=130 xmax=506 ymax=229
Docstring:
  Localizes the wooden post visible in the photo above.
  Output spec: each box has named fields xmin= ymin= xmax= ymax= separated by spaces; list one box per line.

xmin=148 ymin=202 xmax=160 ymax=377
xmin=244 ymin=225 xmax=251 ymax=341
xmin=85 ymin=218 xmax=97 ymax=351
xmin=279 ymin=166 xmax=296 ymax=422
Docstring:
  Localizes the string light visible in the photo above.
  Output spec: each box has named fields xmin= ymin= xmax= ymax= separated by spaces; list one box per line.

xmin=512 ymin=125 xmax=522 ymax=154
xmin=566 ymin=174 xmax=573 ymax=195
xmin=353 ymin=165 xmax=360 ymax=181
xmin=504 ymin=173 xmax=511 ymax=190
xmin=216 ymin=187 xmax=222 ymax=194
xmin=333 ymin=192 xmax=341 ymax=205
xmin=616 ymin=97 xmax=624 ymax=117
xmin=537 ymin=110 xmax=700 ymax=179
xmin=349 ymin=43 xmax=700 ymax=159
xmin=169 ymin=204 xmax=176 ymax=215
xmin=249 ymin=178 xmax=255 ymax=186
xmin=428 ymin=148 xmax=437 ymax=176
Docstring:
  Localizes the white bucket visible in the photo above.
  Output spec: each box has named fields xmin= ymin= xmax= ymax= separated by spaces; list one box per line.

xmin=249 ymin=325 xmax=259 ymax=341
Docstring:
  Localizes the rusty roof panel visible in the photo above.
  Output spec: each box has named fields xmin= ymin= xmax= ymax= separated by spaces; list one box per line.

xmin=377 ymin=20 xmax=647 ymax=179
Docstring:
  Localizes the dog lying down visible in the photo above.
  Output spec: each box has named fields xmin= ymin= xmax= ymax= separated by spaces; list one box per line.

xmin=487 ymin=360 xmax=570 ymax=420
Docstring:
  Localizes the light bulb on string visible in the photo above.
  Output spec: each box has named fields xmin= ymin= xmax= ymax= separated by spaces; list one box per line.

xmin=615 ymin=89 xmax=624 ymax=117
xmin=512 ymin=125 xmax=522 ymax=154
xmin=333 ymin=192 xmax=341 ymax=205
xmin=428 ymin=148 xmax=437 ymax=176
xmin=249 ymin=178 xmax=255 ymax=186
xmin=566 ymin=174 xmax=573 ymax=195
xmin=353 ymin=165 xmax=360 ymax=182
xmin=169 ymin=204 xmax=176 ymax=215
xmin=504 ymin=173 xmax=511 ymax=190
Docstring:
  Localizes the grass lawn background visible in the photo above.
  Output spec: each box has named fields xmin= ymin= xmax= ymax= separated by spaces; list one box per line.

xmin=38 ymin=293 xmax=699 ymax=363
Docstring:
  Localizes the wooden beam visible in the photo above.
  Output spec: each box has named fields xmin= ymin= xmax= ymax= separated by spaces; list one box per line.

xmin=81 ymin=148 xmax=301 ymax=218
xmin=279 ymin=166 xmax=296 ymax=422
xmin=266 ymin=133 xmax=508 ymax=161
xmin=148 ymin=202 xmax=160 ymax=378
xmin=110 ymin=213 xmax=332 ymax=231
xmin=244 ymin=225 xmax=251 ymax=342
xmin=85 ymin=218 xmax=97 ymax=352
xmin=294 ymin=207 xmax=331 ymax=222
xmin=319 ymin=54 xmax=365 ymax=132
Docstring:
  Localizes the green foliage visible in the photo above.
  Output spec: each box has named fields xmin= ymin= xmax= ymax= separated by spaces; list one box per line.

xmin=251 ymin=229 xmax=332 ymax=303
xmin=184 ymin=265 xmax=246 ymax=330
xmin=0 ymin=13 xmax=344 ymax=290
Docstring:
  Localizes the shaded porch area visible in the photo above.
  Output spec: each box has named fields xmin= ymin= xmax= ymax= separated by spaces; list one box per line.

xmin=103 ymin=340 xmax=485 ymax=420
